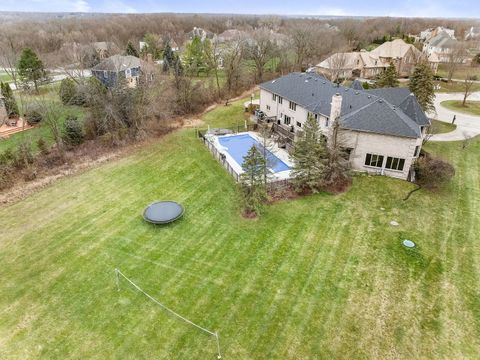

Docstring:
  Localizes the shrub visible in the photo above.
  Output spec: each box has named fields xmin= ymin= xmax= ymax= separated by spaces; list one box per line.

xmin=59 ymin=78 xmax=77 ymax=105
xmin=62 ymin=115 xmax=84 ymax=146
xmin=24 ymin=104 xmax=43 ymax=125
xmin=14 ymin=142 xmax=35 ymax=169
xmin=37 ymin=137 xmax=50 ymax=155
xmin=415 ymin=156 xmax=455 ymax=190
xmin=0 ymin=163 xmax=14 ymax=190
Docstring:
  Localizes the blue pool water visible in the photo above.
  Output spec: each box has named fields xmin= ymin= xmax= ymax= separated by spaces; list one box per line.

xmin=218 ymin=133 xmax=290 ymax=173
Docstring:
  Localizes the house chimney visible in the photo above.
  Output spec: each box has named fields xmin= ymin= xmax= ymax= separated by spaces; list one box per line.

xmin=330 ymin=93 xmax=342 ymax=123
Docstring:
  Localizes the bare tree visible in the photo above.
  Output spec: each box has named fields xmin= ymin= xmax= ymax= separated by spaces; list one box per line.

xmin=223 ymin=37 xmax=246 ymax=97
xmin=462 ymin=75 xmax=476 ymax=106
xmin=326 ymin=52 xmax=349 ymax=83
xmin=0 ymin=34 xmax=22 ymax=88
xmin=289 ymin=25 xmax=313 ymax=71
xmin=445 ymin=43 xmax=467 ymax=82
xmin=247 ymin=29 xmax=277 ymax=83
xmin=34 ymin=92 xmax=67 ymax=151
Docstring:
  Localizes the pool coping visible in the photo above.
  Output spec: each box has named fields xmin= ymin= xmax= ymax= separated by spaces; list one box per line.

xmin=205 ymin=131 xmax=292 ymax=181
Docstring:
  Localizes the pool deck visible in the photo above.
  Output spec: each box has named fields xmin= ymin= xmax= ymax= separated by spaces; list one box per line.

xmin=205 ymin=131 xmax=293 ymax=181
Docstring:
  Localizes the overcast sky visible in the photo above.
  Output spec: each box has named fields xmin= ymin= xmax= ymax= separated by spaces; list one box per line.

xmin=0 ymin=0 xmax=478 ymax=18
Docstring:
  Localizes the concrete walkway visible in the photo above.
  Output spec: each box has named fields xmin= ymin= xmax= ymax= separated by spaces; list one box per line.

xmin=429 ymin=91 xmax=480 ymax=141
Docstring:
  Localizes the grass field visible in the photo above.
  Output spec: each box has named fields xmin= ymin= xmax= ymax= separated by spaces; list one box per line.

xmin=0 ymin=71 xmax=13 ymax=83
xmin=437 ymin=64 xmax=480 ymax=80
xmin=431 ymin=119 xmax=457 ymax=134
xmin=441 ymin=100 xmax=480 ymax=116
xmin=434 ymin=80 xmax=480 ymax=93
xmin=0 ymin=97 xmax=479 ymax=359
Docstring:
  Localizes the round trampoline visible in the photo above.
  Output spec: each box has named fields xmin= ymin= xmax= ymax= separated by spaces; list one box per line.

xmin=143 ymin=201 xmax=184 ymax=224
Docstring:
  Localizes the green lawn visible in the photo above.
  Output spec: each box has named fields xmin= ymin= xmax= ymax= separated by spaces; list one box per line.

xmin=0 ymin=71 xmax=13 ymax=83
xmin=437 ymin=64 xmax=480 ymax=80
xmin=434 ymin=80 xmax=480 ymax=93
xmin=431 ymin=119 xmax=457 ymax=134
xmin=441 ymin=100 xmax=480 ymax=116
xmin=0 ymin=97 xmax=479 ymax=358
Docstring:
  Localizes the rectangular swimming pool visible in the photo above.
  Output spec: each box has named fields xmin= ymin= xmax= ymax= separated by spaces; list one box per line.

xmin=217 ymin=133 xmax=291 ymax=173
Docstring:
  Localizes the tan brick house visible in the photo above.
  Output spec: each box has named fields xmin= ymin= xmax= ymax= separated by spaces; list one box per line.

xmin=258 ymin=73 xmax=430 ymax=180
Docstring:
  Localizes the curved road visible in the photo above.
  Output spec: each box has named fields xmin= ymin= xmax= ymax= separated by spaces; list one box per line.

xmin=429 ymin=91 xmax=480 ymax=141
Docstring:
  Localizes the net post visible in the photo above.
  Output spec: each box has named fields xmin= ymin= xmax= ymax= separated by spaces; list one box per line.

xmin=115 ymin=268 xmax=120 ymax=291
xmin=215 ymin=332 xmax=222 ymax=359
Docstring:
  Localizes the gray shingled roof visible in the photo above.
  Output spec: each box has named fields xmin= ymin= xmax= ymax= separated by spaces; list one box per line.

xmin=399 ymin=94 xmax=430 ymax=126
xmin=92 ymin=55 xmax=142 ymax=72
xmin=341 ymin=99 xmax=421 ymax=138
xmin=365 ymin=88 xmax=411 ymax=106
xmin=259 ymin=72 xmax=426 ymax=138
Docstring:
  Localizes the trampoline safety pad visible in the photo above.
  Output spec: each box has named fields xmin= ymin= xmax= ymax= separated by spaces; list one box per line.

xmin=143 ymin=201 xmax=184 ymax=224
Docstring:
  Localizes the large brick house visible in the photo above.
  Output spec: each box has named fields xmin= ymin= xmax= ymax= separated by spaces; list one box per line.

xmin=258 ymin=73 xmax=430 ymax=180
xmin=317 ymin=39 xmax=427 ymax=79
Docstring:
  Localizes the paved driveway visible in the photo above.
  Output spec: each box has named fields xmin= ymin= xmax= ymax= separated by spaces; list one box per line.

xmin=429 ymin=91 xmax=480 ymax=141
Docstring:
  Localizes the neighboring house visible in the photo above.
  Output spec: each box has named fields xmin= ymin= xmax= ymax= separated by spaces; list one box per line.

xmin=420 ymin=27 xmax=455 ymax=42
xmin=92 ymin=41 xmax=116 ymax=59
xmin=317 ymin=39 xmax=426 ymax=79
xmin=216 ymin=29 xmax=251 ymax=44
xmin=91 ymin=55 xmax=150 ymax=88
xmin=369 ymin=39 xmax=425 ymax=76
xmin=465 ymin=26 xmax=480 ymax=41
xmin=258 ymin=72 xmax=430 ymax=180
xmin=0 ymin=95 xmax=8 ymax=124
xmin=423 ymin=31 xmax=461 ymax=63
xmin=187 ymin=27 xmax=215 ymax=42
xmin=316 ymin=50 xmax=389 ymax=79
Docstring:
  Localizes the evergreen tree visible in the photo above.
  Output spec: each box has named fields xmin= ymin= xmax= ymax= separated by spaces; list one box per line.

xmin=291 ymin=114 xmax=326 ymax=193
xmin=376 ymin=60 xmax=399 ymax=88
xmin=0 ymin=82 xmax=19 ymax=118
xmin=62 ymin=115 xmax=84 ymax=146
xmin=183 ymin=36 xmax=205 ymax=76
xmin=409 ymin=62 xmax=435 ymax=113
xmin=17 ymin=48 xmax=45 ymax=92
xmin=162 ymin=43 xmax=175 ymax=73
xmin=125 ymin=41 xmax=139 ymax=57
xmin=240 ymin=145 xmax=267 ymax=216
xmin=59 ymin=78 xmax=77 ymax=105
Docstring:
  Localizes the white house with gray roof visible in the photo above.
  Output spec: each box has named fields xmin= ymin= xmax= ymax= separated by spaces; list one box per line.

xmin=258 ymin=73 xmax=430 ymax=180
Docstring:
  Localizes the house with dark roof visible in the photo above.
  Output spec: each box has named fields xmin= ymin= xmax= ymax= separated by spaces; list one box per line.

xmin=258 ymin=72 xmax=430 ymax=180
xmin=91 ymin=55 xmax=153 ymax=88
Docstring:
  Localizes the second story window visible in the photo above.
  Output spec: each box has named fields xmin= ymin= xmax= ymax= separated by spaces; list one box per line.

xmin=278 ymin=96 xmax=283 ymax=104
xmin=289 ymin=101 xmax=296 ymax=111
xmin=272 ymin=94 xmax=277 ymax=101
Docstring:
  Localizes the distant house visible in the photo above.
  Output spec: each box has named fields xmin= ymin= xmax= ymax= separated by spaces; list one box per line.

xmin=91 ymin=55 xmax=152 ymax=88
xmin=317 ymin=39 xmax=426 ymax=79
xmin=92 ymin=41 xmax=116 ymax=59
xmin=420 ymin=27 xmax=455 ymax=42
xmin=187 ymin=27 xmax=215 ymax=42
xmin=465 ymin=26 xmax=480 ymax=41
xmin=316 ymin=51 xmax=388 ymax=79
xmin=216 ymin=29 xmax=252 ymax=44
xmin=423 ymin=31 xmax=462 ymax=63
xmin=258 ymin=72 xmax=430 ymax=180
